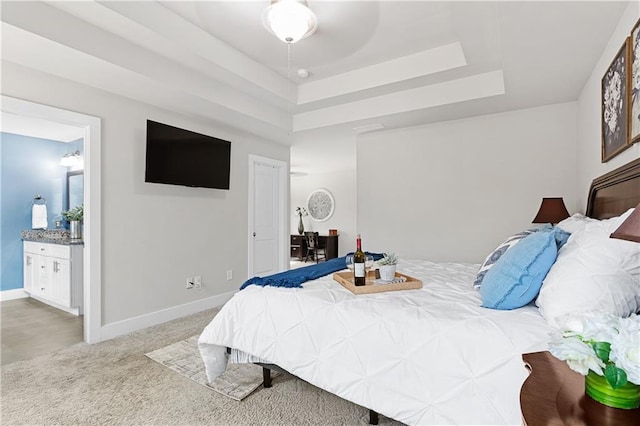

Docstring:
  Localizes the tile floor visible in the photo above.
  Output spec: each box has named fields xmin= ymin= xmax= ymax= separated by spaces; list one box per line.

xmin=1 ymin=297 xmax=83 ymax=366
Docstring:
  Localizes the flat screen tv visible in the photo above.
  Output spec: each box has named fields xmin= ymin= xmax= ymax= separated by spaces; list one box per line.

xmin=145 ymin=120 xmax=231 ymax=190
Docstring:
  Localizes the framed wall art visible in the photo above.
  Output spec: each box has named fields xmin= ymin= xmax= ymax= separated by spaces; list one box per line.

xmin=601 ymin=38 xmax=630 ymax=163
xmin=630 ymin=18 xmax=640 ymax=145
xmin=307 ymin=188 xmax=334 ymax=222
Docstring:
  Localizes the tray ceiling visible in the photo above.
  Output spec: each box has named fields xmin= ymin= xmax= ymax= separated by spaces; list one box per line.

xmin=0 ymin=1 xmax=631 ymax=144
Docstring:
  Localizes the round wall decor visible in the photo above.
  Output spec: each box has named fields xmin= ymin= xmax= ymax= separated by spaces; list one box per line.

xmin=307 ymin=188 xmax=334 ymax=222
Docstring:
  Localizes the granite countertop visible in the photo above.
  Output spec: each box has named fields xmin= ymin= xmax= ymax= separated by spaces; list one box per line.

xmin=21 ymin=230 xmax=84 ymax=246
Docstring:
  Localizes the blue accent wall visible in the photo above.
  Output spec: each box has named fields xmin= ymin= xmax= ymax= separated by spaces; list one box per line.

xmin=0 ymin=133 xmax=76 ymax=291
xmin=0 ymin=137 xmax=3 ymax=291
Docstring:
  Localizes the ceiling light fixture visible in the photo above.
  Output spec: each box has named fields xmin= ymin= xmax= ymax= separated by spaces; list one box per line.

xmin=263 ymin=0 xmax=317 ymax=44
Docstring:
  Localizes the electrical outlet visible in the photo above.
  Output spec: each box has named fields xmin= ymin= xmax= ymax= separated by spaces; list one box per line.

xmin=194 ymin=276 xmax=202 ymax=289
xmin=226 ymin=270 xmax=233 ymax=280
xmin=186 ymin=277 xmax=194 ymax=289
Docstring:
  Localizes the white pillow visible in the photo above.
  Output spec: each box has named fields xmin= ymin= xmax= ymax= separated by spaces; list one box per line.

xmin=556 ymin=213 xmax=596 ymax=234
xmin=536 ymin=209 xmax=640 ymax=327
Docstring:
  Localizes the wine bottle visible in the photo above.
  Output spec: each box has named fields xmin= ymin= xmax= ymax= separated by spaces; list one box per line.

xmin=354 ymin=234 xmax=366 ymax=286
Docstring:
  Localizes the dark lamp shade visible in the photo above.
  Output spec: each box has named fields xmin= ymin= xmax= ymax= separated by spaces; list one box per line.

xmin=532 ymin=197 xmax=570 ymax=225
xmin=610 ymin=204 xmax=640 ymax=243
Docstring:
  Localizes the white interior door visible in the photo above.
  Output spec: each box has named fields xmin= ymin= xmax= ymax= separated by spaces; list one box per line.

xmin=248 ymin=155 xmax=287 ymax=278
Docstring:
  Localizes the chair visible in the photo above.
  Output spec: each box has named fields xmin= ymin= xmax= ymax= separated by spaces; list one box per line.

xmin=303 ymin=232 xmax=326 ymax=263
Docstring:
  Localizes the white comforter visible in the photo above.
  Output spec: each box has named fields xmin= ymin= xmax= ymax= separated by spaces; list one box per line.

xmin=199 ymin=259 xmax=552 ymax=425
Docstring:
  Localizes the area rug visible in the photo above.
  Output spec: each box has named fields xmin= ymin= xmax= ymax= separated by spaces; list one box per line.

xmin=145 ymin=335 xmax=269 ymax=401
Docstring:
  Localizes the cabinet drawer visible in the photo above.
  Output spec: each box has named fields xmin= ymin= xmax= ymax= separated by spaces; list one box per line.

xmin=23 ymin=241 xmax=70 ymax=259
xmin=49 ymin=244 xmax=70 ymax=259
xmin=291 ymin=246 xmax=302 ymax=256
xmin=24 ymin=241 xmax=49 ymax=255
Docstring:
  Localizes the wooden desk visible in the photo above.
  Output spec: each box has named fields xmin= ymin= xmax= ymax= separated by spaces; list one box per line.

xmin=290 ymin=235 xmax=306 ymax=260
xmin=521 ymin=351 xmax=640 ymax=426
xmin=290 ymin=234 xmax=339 ymax=260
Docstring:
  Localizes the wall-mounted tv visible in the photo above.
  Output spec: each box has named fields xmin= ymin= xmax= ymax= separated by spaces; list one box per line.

xmin=145 ymin=120 xmax=231 ymax=190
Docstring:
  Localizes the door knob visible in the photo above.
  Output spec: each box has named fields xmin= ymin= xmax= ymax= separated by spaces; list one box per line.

xmin=253 ymin=232 xmax=256 ymax=237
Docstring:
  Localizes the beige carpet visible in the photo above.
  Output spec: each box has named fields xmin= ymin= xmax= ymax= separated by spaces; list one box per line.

xmin=1 ymin=307 xmax=402 ymax=425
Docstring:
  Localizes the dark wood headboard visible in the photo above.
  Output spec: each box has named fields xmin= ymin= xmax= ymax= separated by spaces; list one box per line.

xmin=586 ymin=157 xmax=640 ymax=219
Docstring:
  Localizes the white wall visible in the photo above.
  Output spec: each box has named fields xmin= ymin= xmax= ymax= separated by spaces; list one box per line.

xmin=290 ymin=169 xmax=356 ymax=256
xmin=577 ymin=2 xmax=640 ymax=209
xmin=2 ymin=61 xmax=289 ymax=328
xmin=357 ymin=102 xmax=578 ymax=264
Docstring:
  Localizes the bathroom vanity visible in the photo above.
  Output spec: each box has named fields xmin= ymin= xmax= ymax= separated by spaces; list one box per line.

xmin=22 ymin=231 xmax=83 ymax=316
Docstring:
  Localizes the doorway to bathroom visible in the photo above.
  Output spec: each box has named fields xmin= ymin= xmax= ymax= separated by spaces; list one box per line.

xmin=0 ymin=117 xmax=85 ymax=363
xmin=0 ymin=96 xmax=102 ymax=350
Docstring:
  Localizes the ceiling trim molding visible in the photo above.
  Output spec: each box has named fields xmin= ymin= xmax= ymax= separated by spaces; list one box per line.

xmin=44 ymin=1 xmax=292 ymax=101
xmin=293 ymin=70 xmax=506 ymax=132
xmin=298 ymin=42 xmax=467 ymax=105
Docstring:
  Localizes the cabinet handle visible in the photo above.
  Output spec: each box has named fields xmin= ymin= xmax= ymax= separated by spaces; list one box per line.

xmin=53 ymin=261 xmax=59 ymax=273
xmin=26 ymin=256 xmax=31 ymax=266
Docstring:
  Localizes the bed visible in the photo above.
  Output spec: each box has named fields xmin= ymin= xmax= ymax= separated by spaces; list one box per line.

xmin=199 ymin=158 xmax=640 ymax=425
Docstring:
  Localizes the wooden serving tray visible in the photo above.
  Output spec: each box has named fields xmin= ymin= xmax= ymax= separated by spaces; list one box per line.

xmin=333 ymin=270 xmax=423 ymax=294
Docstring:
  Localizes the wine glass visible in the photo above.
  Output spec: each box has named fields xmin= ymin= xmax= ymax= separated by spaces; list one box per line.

xmin=365 ymin=255 xmax=374 ymax=274
xmin=345 ymin=254 xmax=354 ymax=272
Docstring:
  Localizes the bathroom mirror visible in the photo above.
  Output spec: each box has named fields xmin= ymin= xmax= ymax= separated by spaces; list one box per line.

xmin=66 ymin=170 xmax=84 ymax=211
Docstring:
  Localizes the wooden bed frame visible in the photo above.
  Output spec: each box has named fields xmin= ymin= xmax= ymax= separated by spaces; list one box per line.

xmin=586 ymin=157 xmax=640 ymax=219
xmin=253 ymin=157 xmax=640 ymax=425
xmin=520 ymin=157 xmax=640 ymax=425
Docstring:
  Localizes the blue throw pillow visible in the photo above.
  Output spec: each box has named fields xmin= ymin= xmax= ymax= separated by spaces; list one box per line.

xmin=553 ymin=226 xmax=571 ymax=250
xmin=480 ymin=230 xmax=558 ymax=310
xmin=473 ymin=224 xmax=554 ymax=290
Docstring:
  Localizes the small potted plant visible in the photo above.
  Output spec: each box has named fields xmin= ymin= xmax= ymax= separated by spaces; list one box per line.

xmin=61 ymin=205 xmax=83 ymax=239
xmin=378 ymin=252 xmax=398 ymax=281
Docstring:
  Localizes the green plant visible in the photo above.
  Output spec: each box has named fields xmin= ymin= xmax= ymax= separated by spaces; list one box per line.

xmin=61 ymin=205 xmax=83 ymax=222
xmin=378 ymin=252 xmax=398 ymax=266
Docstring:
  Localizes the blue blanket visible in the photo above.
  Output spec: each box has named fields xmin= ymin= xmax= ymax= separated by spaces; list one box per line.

xmin=240 ymin=252 xmax=384 ymax=290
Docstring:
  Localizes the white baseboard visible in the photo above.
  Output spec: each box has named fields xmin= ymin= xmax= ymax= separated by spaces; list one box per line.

xmin=0 ymin=289 xmax=29 ymax=301
xmin=29 ymin=294 xmax=81 ymax=316
xmin=100 ymin=291 xmax=235 ymax=341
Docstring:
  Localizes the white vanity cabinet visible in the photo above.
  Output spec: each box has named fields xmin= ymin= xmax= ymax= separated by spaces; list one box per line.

xmin=23 ymin=241 xmax=83 ymax=315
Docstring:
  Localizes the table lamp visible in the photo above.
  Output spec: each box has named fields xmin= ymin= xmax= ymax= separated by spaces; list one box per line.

xmin=610 ymin=203 xmax=640 ymax=242
xmin=532 ymin=197 xmax=570 ymax=225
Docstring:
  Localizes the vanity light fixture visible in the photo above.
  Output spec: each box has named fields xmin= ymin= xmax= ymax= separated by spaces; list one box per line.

xmin=263 ymin=0 xmax=317 ymax=44
xmin=60 ymin=150 xmax=81 ymax=167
